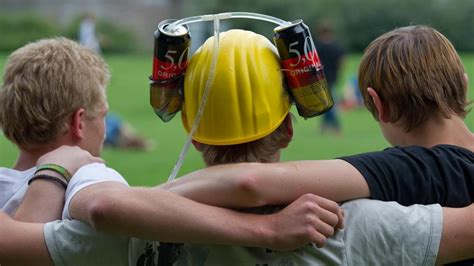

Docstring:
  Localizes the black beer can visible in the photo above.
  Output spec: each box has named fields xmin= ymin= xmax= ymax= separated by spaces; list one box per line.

xmin=273 ymin=20 xmax=333 ymax=118
xmin=150 ymin=19 xmax=191 ymax=122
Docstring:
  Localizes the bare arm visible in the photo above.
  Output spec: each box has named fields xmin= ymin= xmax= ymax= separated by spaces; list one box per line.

xmin=14 ymin=145 xmax=104 ymax=222
xmin=14 ymin=170 xmax=66 ymax=222
xmin=436 ymin=204 xmax=474 ymax=264
xmin=0 ymin=212 xmax=52 ymax=266
xmin=69 ymin=182 xmax=343 ymax=250
xmin=164 ymin=160 xmax=370 ymax=208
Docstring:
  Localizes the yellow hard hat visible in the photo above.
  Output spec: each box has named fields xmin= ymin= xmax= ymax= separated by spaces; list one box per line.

xmin=182 ymin=29 xmax=291 ymax=145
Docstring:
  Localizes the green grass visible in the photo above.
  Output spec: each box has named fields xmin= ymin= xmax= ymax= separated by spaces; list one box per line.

xmin=1 ymin=53 xmax=473 ymax=186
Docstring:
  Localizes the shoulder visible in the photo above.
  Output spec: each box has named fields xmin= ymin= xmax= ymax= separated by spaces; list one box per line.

xmin=71 ymin=163 xmax=129 ymax=187
xmin=342 ymin=199 xmax=443 ymax=245
xmin=67 ymin=163 xmax=129 ymax=199
xmin=385 ymin=145 xmax=474 ymax=168
xmin=342 ymin=199 xmax=441 ymax=220
xmin=431 ymin=144 xmax=474 ymax=158
xmin=385 ymin=144 xmax=473 ymax=156
xmin=345 ymin=144 xmax=472 ymax=162
xmin=341 ymin=199 xmax=443 ymax=265
xmin=0 ymin=167 xmax=35 ymax=179
xmin=0 ymin=167 xmax=12 ymax=174
xmin=62 ymin=163 xmax=129 ymax=219
xmin=0 ymin=167 xmax=35 ymax=213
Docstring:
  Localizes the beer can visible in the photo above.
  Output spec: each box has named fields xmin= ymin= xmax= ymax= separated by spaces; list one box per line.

xmin=273 ymin=20 xmax=333 ymax=118
xmin=150 ymin=19 xmax=191 ymax=122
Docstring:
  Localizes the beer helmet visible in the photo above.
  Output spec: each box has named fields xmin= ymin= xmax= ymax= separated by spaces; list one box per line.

xmin=182 ymin=29 xmax=291 ymax=145
xmin=150 ymin=12 xmax=334 ymax=124
xmin=150 ymin=12 xmax=334 ymax=181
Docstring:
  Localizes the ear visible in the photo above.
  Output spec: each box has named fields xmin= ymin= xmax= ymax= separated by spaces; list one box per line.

xmin=367 ymin=87 xmax=390 ymax=123
xmin=192 ymin=140 xmax=203 ymax=151
xmin=70 ymin=108 xmax=86 ymax=141
xmin=280 ymin=115 xmax=293 ymax=148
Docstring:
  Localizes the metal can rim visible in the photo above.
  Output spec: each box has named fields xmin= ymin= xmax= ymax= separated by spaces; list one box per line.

xmin=158 ymin=19 xmax=189 ymax=37
xmin=273 ymin=19 xmax=304 ymax=33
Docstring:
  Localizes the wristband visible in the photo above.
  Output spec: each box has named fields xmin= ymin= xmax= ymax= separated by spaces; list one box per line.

xmin=35 ymin=163 xmax=72 ymax=182
xmin=28 ymin=174 xmax=68 ymax=189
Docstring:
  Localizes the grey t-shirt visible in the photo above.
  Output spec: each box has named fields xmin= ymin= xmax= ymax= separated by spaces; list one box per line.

xmin=171 ymin=199 xmax=442 ymax=266
xmin=44 ymin=198 xmax=442 ymax=265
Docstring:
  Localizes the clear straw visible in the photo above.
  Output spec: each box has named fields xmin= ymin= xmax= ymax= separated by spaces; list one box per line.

xmin=166 ymin=12 xmax=289 ymax=33
xmin=167 ymin=16 xmax=221 ymax=182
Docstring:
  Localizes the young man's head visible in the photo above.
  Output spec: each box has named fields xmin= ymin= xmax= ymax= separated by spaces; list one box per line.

xmin=358 ymin=26 xmax=469 ymax=138
xmin=0 ymin=38 xmax=110 ymax=156
xmin=182 ymin=30 xmax=293 ymax=166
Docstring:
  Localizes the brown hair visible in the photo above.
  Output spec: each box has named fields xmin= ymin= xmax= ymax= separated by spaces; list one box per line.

xmin=199 ymin=116 xmax=292 ymax=166
xmin=0 ymin=37 xmax=110 ymax=149
xmin=358 ymin=25 xmax=469 ymax=132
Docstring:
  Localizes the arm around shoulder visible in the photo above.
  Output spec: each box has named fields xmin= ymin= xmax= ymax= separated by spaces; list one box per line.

xmin=76 ymin=184 xmax=281 ymax=246
xmin=68 ymin=181 xmax=129 ymax=229
xmin=70 ymin=183 xmax=341 ymax=250
xmin=167 ymin=159 xmax=370 ymax=208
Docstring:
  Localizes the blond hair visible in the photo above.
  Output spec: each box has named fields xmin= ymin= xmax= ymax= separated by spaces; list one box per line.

xmin=358 ymin=25 xmax=470 ymax=132
xmin=0 ymin=37 xmax=110 ymax=148
xmin=199 ymin=116 xmax=292 ymax=166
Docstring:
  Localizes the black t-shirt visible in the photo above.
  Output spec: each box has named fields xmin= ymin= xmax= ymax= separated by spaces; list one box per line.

xmin=339 ymin=144 xmax=474 ymax=207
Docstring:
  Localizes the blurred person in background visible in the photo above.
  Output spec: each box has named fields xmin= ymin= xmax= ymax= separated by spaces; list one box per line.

xmin=340 ymin=74 xmax=364 ymax=111
xmin=103 ymin=112 xmax=154 ymax=151
xmin=79 ymin=13 xmax=101 ymax=53
xmin=315 ymin=21 xmax=345 ymax=135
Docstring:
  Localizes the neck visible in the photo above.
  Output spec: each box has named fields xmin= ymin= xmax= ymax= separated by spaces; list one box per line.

xmin=393 ymin=115 xmax=474 ymax=151
xmin=204 ymin=150 xmax=282 ymax=168
xmin=13 ymin=143 xmax=65 ymax=170
xmin=268 ymin=150 xmax=281 ymax=163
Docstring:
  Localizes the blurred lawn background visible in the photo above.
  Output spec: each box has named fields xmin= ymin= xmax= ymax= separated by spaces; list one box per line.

xmin=1 ymin=53 xmax=473 ymax=186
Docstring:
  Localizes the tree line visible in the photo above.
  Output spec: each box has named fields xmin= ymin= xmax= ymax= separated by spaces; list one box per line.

xmin=185 ymin=0 xmax=474 ymax=52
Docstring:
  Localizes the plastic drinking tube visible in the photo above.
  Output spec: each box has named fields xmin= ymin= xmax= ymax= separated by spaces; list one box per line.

xmin=167 ymin=12 xmax=289 ymax=32
xmin=166 ymin=12 xmax=289 ymax=182
xmin=166 ymin=16 xmax=220 ymax=182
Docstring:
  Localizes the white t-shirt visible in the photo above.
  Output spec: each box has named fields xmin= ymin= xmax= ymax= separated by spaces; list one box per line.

xmin=0 ymin=166 xmax=36 ymax=215
xmin=40 ymin=163 xmax=128 ymax=266
xmin=0 ymin=162 xmax=127 ymax=217
xmin=61 ymin=163 xmax=129 ymax=219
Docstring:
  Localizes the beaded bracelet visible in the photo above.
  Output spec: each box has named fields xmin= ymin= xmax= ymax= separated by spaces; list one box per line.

xmin=35 ymin=163 xmax=72 ymax=182
xmin=28 ymin=174 xmax=68 ymax=189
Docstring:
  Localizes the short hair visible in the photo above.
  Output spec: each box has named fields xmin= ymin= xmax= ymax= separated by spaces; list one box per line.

xmin=199 ymin=115 xmax=292 ymax=166
xmin=0 ymin=37 xmax=110 ymax=149
xmin=358 ymin=25 xmax=470 ymax=132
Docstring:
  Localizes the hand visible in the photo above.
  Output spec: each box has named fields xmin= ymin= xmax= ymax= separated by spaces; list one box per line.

xmin=37 ymin=145 xmax=105 ymax=175
xmin=267 ymin=193 xmax=344 ymax=251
